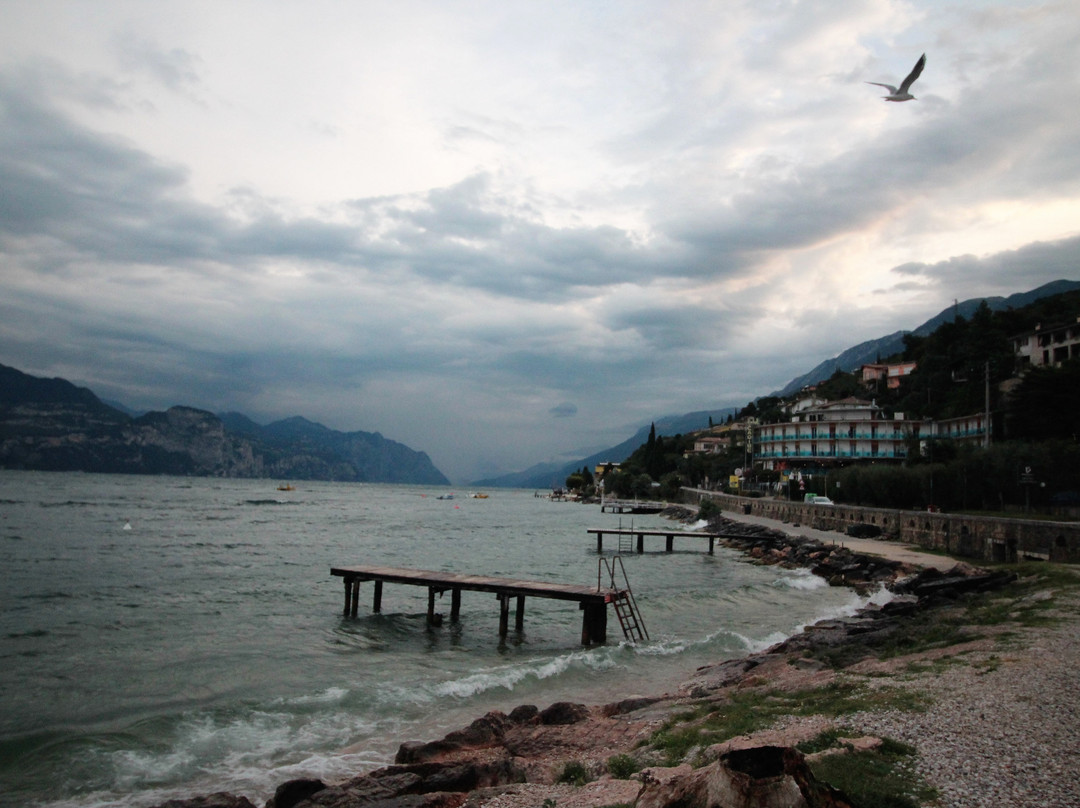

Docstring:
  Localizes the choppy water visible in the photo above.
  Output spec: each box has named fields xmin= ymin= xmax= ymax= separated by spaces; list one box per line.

xmin=0 ymin=471 xmax=887 ymax=807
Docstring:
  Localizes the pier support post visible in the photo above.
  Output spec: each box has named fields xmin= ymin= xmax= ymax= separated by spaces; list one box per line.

xmin=343 ymin=577 xmax=353 ymax=617
xmin=498 ymin=594 xmax=510 ymax=637
xmin=637 ymin=533 xmax=644 ymax=553
xmin=372 ymin=580 xmax=383 ymax=613
xmin=709 ymin=536 xmax=715 ymax=555
xmin=427 ymin=587 xmax=438 ymax=626
xmin=515 ymin=596 xmax=526 ymax=632
xmin=596 ymin=532 xmax=603 ymax=553
xmin=451 ymin=588 xmax=461 ymax=621
xmin=580 ymin=602 xmax=607 ymax=645
xmin=351 ymin=579 xmax=360 ymax=617
xmin=665 ymin=534 xmax=674 ymax=552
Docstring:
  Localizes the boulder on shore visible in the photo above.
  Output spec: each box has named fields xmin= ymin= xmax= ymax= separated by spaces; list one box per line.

xmin=637 ymin=745 xmax=854 ymax=808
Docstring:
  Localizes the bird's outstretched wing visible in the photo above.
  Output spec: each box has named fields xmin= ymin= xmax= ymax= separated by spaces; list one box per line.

xmin=865 ymin=81 xmax=898 ymax=93
xmin=898 ymin=53 xmax=926 ymax=94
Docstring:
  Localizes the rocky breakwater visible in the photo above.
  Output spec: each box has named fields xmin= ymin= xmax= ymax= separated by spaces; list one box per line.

xmin=705 ymin=515 xmax=911 ymax=590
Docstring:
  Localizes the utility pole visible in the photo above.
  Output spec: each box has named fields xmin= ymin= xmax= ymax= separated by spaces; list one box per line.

xmin=984 ymin=361 xmax=991 ymax=448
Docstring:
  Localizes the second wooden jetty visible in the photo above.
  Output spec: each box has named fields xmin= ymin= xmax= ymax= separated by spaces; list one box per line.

xmin=588 ymin=527 xmax=727 ymax=554
xmin=331 ymin=564 xmax=629 ymax=645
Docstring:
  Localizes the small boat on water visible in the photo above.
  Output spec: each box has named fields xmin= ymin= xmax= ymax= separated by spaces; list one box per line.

xmin=470 ymin=492 xmax=489 ymax=499
xmin=277 ymin=484 xmax=295 ymax=491
xmin=437 ymin=493 xmax=455 ymax=500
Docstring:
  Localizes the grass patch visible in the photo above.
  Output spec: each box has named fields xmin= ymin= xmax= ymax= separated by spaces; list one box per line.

xmin=809 ymin=737 xmax=938 ymax=808
xmin=647 ymin=682 xmax=928 ymax=766
xmin=795 ymin=727 xmax=856 ymax=755
xmin=902 ymin=654 xmax=969 ymax=675
xmin=805 ymin=562 xmax=1080 ymax=670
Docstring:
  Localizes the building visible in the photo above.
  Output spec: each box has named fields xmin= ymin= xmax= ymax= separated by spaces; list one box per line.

xmin=1012 ymin=317 xmax=1080 ymax=368
xmin=753 ymin=398 xmax=922 ymax=471
xmin=594 ymin=462 xmax=620 ymax=479
xmin=688 ymin=436 xmax=727 ymax=455
xmin=685 ymin=418 xmax=757 ymax=457
xmin=930 ymin=413 xmax=989 ymax=446
xmin=861 ymin=361 xmax=917 ymax=389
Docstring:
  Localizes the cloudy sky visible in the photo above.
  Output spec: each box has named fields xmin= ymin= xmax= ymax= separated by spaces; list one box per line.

xmin=2 ymin=1 xmax=1079 ymax=482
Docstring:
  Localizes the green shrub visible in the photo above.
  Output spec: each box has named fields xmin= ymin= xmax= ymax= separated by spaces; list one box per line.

xmin=698 ymin=498 xmax=721 ymax=520
xmin=556 ymin=761 xmax=589 ymax=786
xmin=606 ymin=753 xmax=640 ymax=779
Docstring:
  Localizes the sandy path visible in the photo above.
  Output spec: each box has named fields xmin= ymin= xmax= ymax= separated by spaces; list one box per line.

xmin=716 ymin=505 xmax=958 ymax=570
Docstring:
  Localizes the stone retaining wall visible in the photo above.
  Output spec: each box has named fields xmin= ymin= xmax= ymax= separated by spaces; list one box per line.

xmin=686 ymin=489 xmax=1080 ymax=564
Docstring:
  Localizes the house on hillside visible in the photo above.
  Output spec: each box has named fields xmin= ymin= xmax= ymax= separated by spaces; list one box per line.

xmin=1012 ymin=316 xmax=1080 ymax=368
xmin=685 ymin=418 xmax=757 ymax=457
xmin=861 ymin=361 xmax=917 ymax=389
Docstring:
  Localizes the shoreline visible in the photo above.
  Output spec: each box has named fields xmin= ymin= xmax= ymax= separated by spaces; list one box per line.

xmin=156 ymin=513 xmax=1079 ymax=808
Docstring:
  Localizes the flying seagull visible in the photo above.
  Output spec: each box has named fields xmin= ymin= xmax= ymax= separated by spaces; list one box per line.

xmin=866 ymin=53 xmax=926 ymax=101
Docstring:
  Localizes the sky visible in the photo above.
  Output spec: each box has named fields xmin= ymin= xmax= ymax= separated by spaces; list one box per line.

xmin=2 ymin=1 xmax=1079 ymax=483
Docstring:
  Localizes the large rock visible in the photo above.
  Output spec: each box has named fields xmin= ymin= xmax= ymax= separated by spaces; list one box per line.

xmin=265 ymin=778 xmax=326 ymax=808
xmin=637 ymin=746 xmax=853 ymax=808
xmin=152 ymin=794 xmax=258 ymax=808
xmin=300 ymin=758 xmax=524 ymax=808
xmin=538 ymin=702 xmax=590 ymax=725
xmin=396 ymin=711 xmax=510 ymax=764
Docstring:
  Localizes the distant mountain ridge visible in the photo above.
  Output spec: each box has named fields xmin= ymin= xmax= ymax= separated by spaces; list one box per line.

xmin=0 ymin=363 xmax=449 ymax=484
xmin=474 ymin=278 xmax=1080 ymax=489
xmin=471 ymin=408 xmax=737 ymax=489
xmin=772 ymin=279 xmax=1080 ymax=397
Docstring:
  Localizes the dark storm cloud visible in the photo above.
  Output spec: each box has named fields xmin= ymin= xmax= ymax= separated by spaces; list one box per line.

xmin=0 ymin=80 xmax=683 ymax=306
xmin=892 ymin=235 xmax=1080 ymax=292
xmin=549 ymin=402 xmax=577 ymax=418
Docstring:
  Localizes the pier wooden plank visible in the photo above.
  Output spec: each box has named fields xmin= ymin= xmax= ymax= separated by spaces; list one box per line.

xmin=331 ymin=565 xmax=611 ymax=602
xmin=331 ymin=564 xmax=617 ymax=644
xmin=588 ymin=528 xmax=727 ymax=555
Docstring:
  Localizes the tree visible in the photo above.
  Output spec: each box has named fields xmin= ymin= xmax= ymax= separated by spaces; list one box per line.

xmin=1005 ymin=362 xmax=1080 ymax=441
xmin=632 ymin=473 xmax=654 ymax=498
xmin=659 ymin=472 xmax=684 ymax=500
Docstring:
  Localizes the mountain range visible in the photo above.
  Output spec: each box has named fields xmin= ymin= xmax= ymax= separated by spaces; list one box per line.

xmin=772 ymin=278 xmax=1080 ymax=398
xmin=472 ymin=278 xmax=1080 ymax=489
xmin=0 ymin=364 xmax=449 ymax=485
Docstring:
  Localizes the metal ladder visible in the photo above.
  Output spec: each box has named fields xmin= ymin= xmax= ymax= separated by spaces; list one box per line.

xmin=597 ymin=555 xmax=649 ymax=643
xmin=617 ymin=518 xmax=635 ymax=554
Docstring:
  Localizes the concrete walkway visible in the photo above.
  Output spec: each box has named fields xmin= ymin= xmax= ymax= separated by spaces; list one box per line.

xmin=717 ymin=506 xmax=959 ymax=571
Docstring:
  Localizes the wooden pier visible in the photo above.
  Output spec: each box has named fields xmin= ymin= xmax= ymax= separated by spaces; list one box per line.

xmin=330 ymin=564 xmax=619 ymax=645
xmin=588 ymin=527 xmax=727 ymax=555
xmin=600 ymin=500 xmax=665 ymax=514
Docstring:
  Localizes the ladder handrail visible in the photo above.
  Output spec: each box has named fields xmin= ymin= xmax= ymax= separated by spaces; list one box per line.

xmin=596 ymin=555 xmax=649 ymax=641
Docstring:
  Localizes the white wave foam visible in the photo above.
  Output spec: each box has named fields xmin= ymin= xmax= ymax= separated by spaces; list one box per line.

xmin=636 ymin=625 xmax=755 ymax=658
xmin=633 ymin=636 xmax=690 ymax=656
xmin=429 ymin=649 xmax=620 ymax=699
xmin=277 ymin=686 xmax=350 ymax=706
xmin=730 ymin=629 xmax=790 ymax=655
xmin=774 ymin=567 xmax=828 ymax=590
xmin=792 ymin=583 xmax=896 ymax=632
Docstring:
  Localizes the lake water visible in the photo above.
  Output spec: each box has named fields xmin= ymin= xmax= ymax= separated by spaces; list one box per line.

xmin=0 ymin=471 xmax=887 ymax=807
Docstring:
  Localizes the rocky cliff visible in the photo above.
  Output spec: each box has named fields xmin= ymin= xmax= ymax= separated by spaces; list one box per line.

xmin=0 ymin=363 xmax=449 ymax=484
